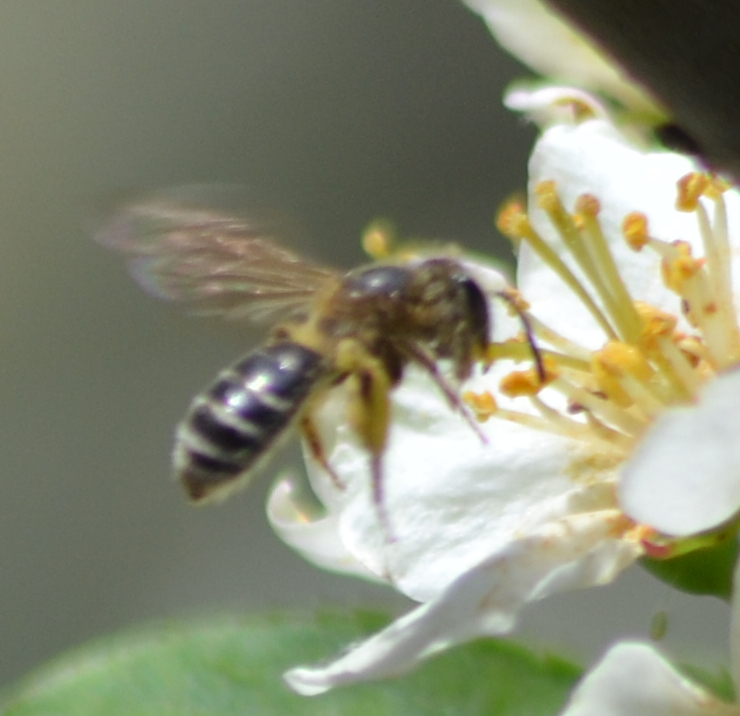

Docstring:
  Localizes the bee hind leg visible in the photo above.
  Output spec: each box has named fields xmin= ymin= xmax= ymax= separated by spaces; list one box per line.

xmin=337 ymin=340 xmax=397 ymax=543
xmin=368 ymin=451 xmax=396 ymax=544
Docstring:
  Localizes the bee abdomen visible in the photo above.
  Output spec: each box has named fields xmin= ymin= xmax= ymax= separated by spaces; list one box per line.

xmin=174 ymin=342 xmax=330 ymax=503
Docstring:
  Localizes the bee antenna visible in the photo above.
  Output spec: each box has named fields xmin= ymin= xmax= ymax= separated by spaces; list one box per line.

xmin=495 ymin=292 xmax=546 ymax=385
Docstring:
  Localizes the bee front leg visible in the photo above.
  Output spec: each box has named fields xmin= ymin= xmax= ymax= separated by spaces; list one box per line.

xmin=336 ymin=340 xmax=396 ymax=543
xmin=400 ymin=341 xmax=488 ymax=444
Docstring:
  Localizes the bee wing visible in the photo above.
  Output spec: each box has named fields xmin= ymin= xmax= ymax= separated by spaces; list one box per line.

xmin=95 ymin=196 xmax=340 ymax=324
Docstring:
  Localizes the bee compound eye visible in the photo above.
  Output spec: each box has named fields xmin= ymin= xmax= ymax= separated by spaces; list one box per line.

xmin=458 ymin=275 xmax=490 ymax=342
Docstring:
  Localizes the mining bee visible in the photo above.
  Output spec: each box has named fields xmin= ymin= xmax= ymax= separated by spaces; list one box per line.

xmin=97 ymin=192 xmax=509 ymax=536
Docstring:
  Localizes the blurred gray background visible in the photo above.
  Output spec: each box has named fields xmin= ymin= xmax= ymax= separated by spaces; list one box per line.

xmin=0 ymin=0 xmax=727 ymax=689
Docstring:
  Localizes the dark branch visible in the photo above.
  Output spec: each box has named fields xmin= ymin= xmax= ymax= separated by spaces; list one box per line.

xmin=543 ymin=0 xmax=740 ymax=181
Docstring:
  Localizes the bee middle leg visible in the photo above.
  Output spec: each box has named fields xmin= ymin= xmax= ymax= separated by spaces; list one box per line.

xmin=300 ymin=412 xmax=345 ymax=490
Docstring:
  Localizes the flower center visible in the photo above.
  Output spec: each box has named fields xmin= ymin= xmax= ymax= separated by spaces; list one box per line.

xmin=465 ymin=172 xmax=739 ymax=459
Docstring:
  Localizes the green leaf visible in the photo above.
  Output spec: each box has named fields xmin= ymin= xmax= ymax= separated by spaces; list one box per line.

xmin=641 ymin=532 xmax=739 ymax=600
xmin=1 ymin=611 xmax=580 ymax=716
xmin=681 ymin=664 xmax=735 ymax=703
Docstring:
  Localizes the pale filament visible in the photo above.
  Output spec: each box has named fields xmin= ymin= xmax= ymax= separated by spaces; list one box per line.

xmin=474 ymin=172 xmax=739 ymax=458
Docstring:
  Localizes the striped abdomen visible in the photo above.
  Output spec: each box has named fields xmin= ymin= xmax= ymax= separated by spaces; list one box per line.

xmin=174 ymin=342 xmax=331 ymax=503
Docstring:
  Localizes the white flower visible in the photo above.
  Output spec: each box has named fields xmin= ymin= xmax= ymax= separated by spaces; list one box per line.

xmin=266 ymin=88 xmax=740 ymax=695
xmin=559 ymin=555 xmax=740 ymax=716
xmin=559 ymin=642 xmax=737 ymax=716
xmin=461 ymin=0 xmax=664 ymax=116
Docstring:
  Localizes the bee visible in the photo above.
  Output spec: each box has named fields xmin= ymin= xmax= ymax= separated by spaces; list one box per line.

xmin=96 ymin=192 xmax=502 ymax=535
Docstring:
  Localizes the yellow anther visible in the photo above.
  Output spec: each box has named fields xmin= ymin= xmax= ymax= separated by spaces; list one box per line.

xmin=706 ymin=175 xmax=731 ymax=199
xmin=500 ymin=369 xmax=545 ymax=398
xmin=499 ymin=355 xmax=558 ymax=398
xmin=362 ymin=219 xmax=395 ymax=259
xmin=592 ymin=341 xmax=653 ymax=407
xmin=622 ymin=212 xmax=650 ymax=251
xmin=598 ymin=341 xmax=653 ymax=380
xmin=575 ymin=194 xmax=601 ymax=217
xmin=674 ymin=335 xmax=704 ymax=368
xmin=660 ymin=242 xmax=704 ymax=294
xmin=676 ymin=172 xmax=709 ymax=212
xmin=534 ymin=180 xmax=560 ymax=213
xmin=634 ymin=301 xmax=678 ymax=345
xmin=496 ymin=198 xmax=531 ymax=242
xmin=463 ymin=391 xmax=497 ymax=421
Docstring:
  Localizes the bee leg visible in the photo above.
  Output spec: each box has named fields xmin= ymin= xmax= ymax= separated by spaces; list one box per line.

xmin=300 ymin=413 xmax=345 ymax=490
xmin=401 ymin=342 xmax=488 ymax=444
xmin=337 ymin=340 xmax=396 ymax=543
xmin=369 ymin=451 xmax=395 ymax=546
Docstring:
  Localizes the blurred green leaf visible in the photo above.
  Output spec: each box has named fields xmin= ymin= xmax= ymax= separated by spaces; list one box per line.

xmin=1 ymin=611 xmax=580 ymax=716
xmin=681 ymin=664 xmax=735 ymax=703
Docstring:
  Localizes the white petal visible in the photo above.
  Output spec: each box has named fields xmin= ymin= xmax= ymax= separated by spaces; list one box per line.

xmin=285 ymin=510 xmax=640 ymax=696
xmin=519 ymin=117 xmax=703 ymax=348
xmin=620 ymin=369 xmax=740 ymax=536
xmin=505 ymin=84 xmax=610 ymax=128
xmin=462 ymin=0 xmax=660 ymax=113
xmin=266 ymin=474 xmax=380 ymax=581
xmin=306 ymin=360 xmax=616 ymax=602
xmin=560 ymin=642 xmax=734 ymax=716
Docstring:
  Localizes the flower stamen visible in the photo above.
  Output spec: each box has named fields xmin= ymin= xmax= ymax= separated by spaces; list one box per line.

xmin=526 ymin=315 xmax=594 ymax=363
xmin=574 ymin=194 xmax=643 ymax=344
xmin=677 ymin=174 xmax=740 ymax=366
xmin=636 ymin=194 xmax=740 ymax=368
xmin=535 ymin=182 xmax=642 ymax=344
xmin=497 ymin=199 xmax=618 ymax=340
xmin=531 ymin=394 xmax=627 ymax=446
xmin=549 ymin=375 xmax=646 ymax=437
xmin=653 ymin=335 xmax=701 ymax=396
xmin=476 ymin=172 xmax=740 ymax=473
